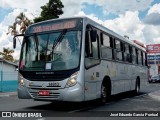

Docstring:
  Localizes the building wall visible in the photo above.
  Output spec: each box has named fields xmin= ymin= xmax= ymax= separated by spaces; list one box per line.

xmin=0 ymin=61 xmax=18 ymax=92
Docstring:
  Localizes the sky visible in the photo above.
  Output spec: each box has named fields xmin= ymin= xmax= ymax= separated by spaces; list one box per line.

xmin=0 ymin=0 xmax=160 ymax=59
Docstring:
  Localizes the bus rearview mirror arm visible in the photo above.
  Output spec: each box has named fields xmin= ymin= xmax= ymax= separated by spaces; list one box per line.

xmin=13 ymin=37 xmax=16 ymax=49
xmin=13 ymin=34 xmax=24 ymax=49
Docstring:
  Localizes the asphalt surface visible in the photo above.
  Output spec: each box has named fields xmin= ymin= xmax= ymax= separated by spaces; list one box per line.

xmin=148 ymin=90 xmax=160 ymax=101
xmin=1 ymin=86 xmax=160 ymax=101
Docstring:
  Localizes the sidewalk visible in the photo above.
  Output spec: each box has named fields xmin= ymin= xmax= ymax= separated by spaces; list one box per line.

xmin=0 ymin=92 xmax=17 ymax=97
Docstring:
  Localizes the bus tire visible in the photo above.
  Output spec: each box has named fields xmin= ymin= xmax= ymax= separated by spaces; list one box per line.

xmin=134 ymin=78 xmax=140 ymax=95
xmin=101 ymin=80 xmax=111 ymax=103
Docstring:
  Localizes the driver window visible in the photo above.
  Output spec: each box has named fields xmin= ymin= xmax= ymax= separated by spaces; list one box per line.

xmin=85 ymin=25 xmax=100 ymax=68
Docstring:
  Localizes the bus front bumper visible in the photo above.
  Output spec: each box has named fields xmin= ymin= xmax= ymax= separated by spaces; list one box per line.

xmin=17 ymin=83 xmax=84 ymax=102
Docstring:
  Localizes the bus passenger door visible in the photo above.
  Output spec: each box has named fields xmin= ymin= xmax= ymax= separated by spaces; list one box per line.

xmin=84 ymin=27 xmax=101 ymax=101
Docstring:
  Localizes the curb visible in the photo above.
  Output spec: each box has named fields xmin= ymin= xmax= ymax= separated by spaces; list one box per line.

xmin=148 ymin=90 xmax=160 ymax=101
xmin=0 ymin=92 xmax=17 ymax=97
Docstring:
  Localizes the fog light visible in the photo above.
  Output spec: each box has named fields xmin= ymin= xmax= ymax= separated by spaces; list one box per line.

xmin=19 ymin=74 xmax=25 ymax=86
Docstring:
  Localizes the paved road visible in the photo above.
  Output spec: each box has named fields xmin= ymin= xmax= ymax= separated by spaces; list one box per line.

xmin=0 ymin=83 xmax=160 ymax=120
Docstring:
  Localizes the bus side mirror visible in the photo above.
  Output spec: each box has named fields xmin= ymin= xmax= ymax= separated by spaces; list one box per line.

xmin=90 ymin=30 xmax=97 ymax=42
xmin=13 ymin=37 xmax=16 ymax=49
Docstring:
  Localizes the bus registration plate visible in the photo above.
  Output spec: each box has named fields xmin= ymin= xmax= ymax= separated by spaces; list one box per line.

xmin=38 ymin=90 xmax=50 ymax=96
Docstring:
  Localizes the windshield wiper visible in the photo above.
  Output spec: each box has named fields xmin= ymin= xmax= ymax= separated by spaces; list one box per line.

xmin=50 ymin=29 xmax=67 ymax=62
xmin=52 ymin=29 xmax=67 ymax=50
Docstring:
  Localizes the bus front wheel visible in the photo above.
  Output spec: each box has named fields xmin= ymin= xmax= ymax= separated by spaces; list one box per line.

xmin=101 ymin=82 xmax=111 ymax=103
xmin=135 ymin=78 xmax=140 ymax=94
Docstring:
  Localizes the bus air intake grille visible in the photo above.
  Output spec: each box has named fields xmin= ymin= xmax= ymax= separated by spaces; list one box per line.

xmin=26 ymin=75 xmax=67 ymax=81
xmin=28 ymin=89 xmax=60 ymax=99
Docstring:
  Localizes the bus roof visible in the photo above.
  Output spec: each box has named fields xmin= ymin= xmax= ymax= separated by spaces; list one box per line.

xmin=26 ymin=16 xmax=146 ymax=52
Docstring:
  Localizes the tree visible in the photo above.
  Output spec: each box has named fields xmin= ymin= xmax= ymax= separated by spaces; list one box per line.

xmin=15 ymin=12 xmax=32 ymax=34
xmin=7 ymin=12 xmax=32 ymax=35
xmin=7 ymin=23 xmax=18 ymax=36
xmin=34 ymin=0 xmax=64 ymax=23
xmin=0 ymin=48 xmax=14 ymax=62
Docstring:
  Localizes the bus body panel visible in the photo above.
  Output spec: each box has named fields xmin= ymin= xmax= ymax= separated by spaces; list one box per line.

xmin=83 ymin=17 xmax=147 ymax=101
xmin=18 ymin=78 xmax=84 ymax=102
xmin=84 ymin=60 xmax=148 ymax=101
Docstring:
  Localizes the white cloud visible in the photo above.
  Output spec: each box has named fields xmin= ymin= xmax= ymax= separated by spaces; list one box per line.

xmin=1 ymin=0 xmax=154 ymax=18
xmin=81 ymin=10 xmax=160 ymax=46
xmin=0 ymin=0 xmax=58 ymax=59
xmin=0 ymin=24 xmax=20 ymax=59
xmin=0 ymin=8 xmax=26 ymax=59
xmin=76 ymin=11 xmax=147 ymax=45
xmin=148 ymin=3 xmax=160 ymax=15
xmin=142 ymin=3 xmax=160 ymax=44
xmin=76 ymin=11 xmax=104 ymax=25
xmin=2 ymin=9 xmax=26 ymax=26
xmin=1 ymin=0 xmax=47 ymax=14
xmin=103 ymin=11 xmax=145 ymax=43
xmin=143 ymin=25 xmax=160 ymax=44
xmin=81 ymin=0 xmax=153 ymax=15
xmin=61 ymin=0 xmax=154 ymax=18
xmin=143 ymin=13 xmax=160 ymax=25
xmin=144 ymin=3 xmax=160 ymax=25
xmin=60 ymin=0 xmax=84 ymax=18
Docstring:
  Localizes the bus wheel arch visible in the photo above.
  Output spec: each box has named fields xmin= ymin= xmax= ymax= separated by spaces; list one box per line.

xmin=135 ymin=76 xmax=140 ymax=94
xmin=101 ymin=76 xmax=111 ymax=103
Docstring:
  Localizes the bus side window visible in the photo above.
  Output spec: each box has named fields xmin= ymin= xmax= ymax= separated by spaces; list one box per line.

xmin=124 ymin=43 xmax=131 ymax=62
xmin=129 ymin=46 xmax=132 ymax=63
xmin=145 ymin=53 xmax=148 ymax=66
xmin=138 ymin=50 xmax=142 ymax=65
xmin=101 ymin=33 xmax=113 ymax=59
xmin=85 ymin=25 xmax=100 ymax=68
xmin=136 ymin=49 xmax=139 ymax=64
xmin=111 ymin=38 xmax=115 ymax=60
xmin=132 ymin=47 xmax=136 ymax=64
xmin=141 ymin=51 xmax=144 ymax=65
xmin=92 ymin=34 xmax=99 ymax=59
xmin=115 ymin=39 xmax=123 ymax=61
xmin=85 ymin=30 xmax=91 ymax=57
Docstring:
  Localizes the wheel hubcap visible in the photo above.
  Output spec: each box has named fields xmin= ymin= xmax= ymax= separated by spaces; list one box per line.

xmin=136 ymin=84 xmax=139 ymax=93
xmin=102 ymin=86 xmax=106 ymax=98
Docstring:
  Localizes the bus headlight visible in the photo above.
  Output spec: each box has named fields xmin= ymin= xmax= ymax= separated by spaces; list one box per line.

xmin=66 ymin=71 xmax=79 ymax=88
xmin=19 ymin=74 xmax=25 ymax=86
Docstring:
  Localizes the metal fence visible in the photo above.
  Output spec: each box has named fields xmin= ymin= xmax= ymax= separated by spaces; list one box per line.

xmin=0 ymin=71 xmax=18 ymax=92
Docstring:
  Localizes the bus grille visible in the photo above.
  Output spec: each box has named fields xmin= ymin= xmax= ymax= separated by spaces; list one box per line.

xmin=28 ymin=88 xmax=60 ymax=99
xmin=26 ymin=75 xmax=67 ymax=81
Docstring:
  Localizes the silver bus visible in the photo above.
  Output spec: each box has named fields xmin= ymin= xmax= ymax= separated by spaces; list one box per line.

xmin=14 ymin=17 xmax=148 ymax=103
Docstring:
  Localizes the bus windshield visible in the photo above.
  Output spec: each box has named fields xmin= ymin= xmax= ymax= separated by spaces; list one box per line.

xmin=19 ymin=30 xmax=81 ymax=71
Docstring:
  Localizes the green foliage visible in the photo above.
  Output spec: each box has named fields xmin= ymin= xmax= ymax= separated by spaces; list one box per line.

xmin=0 ymin=48 xmax=15 ymax=62
xmin=34 ymin=0 xmax=64 ymax=23
xmin=7 ymin=12 xmax=32 ymax=35
xmin=15 ymin=12 xmax=32 ymax=34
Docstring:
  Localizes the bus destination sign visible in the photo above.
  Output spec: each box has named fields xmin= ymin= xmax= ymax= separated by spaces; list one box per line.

xmin=30 ymin=20 xmax=77 ymax=33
